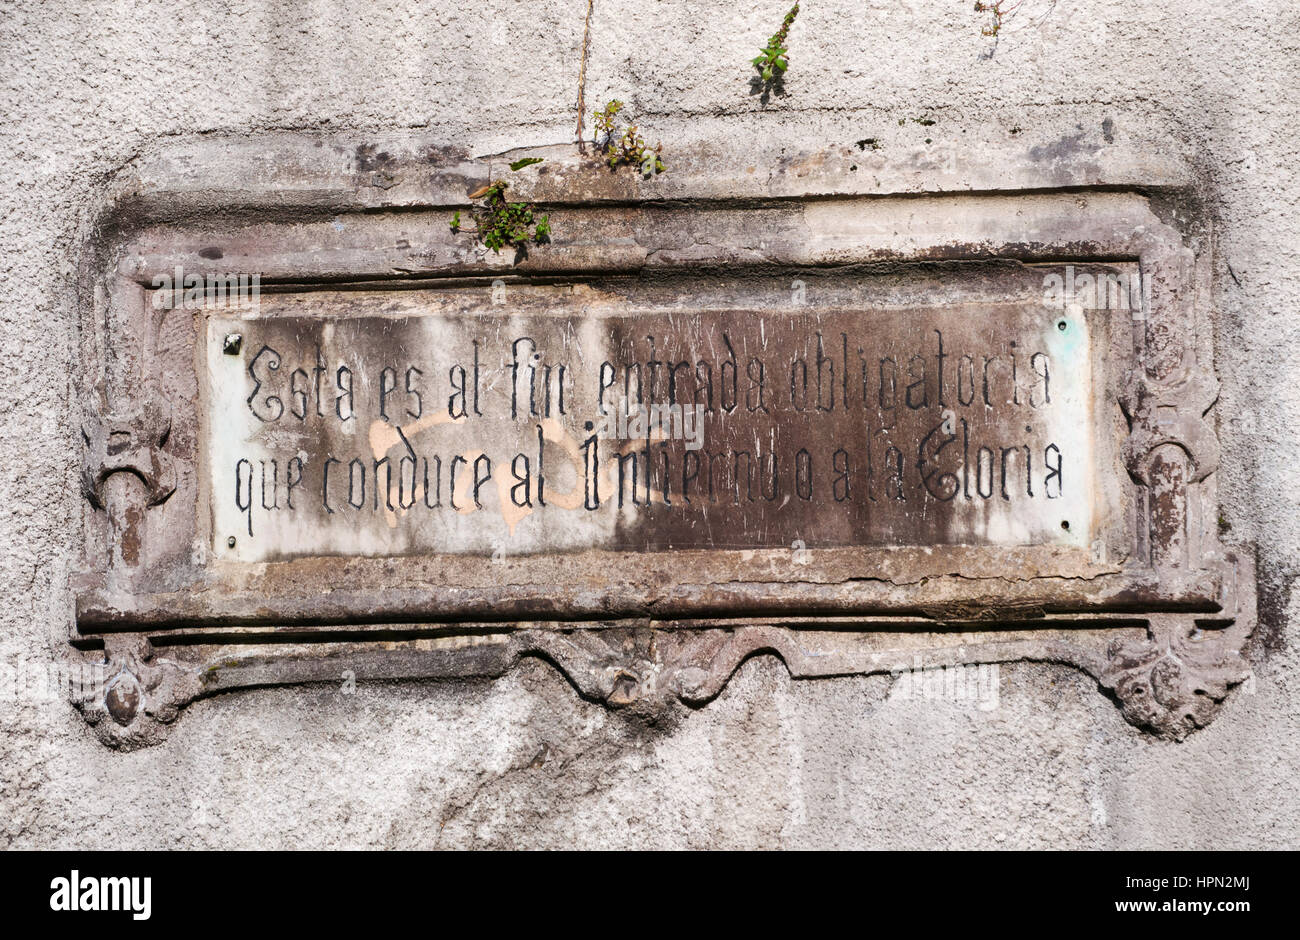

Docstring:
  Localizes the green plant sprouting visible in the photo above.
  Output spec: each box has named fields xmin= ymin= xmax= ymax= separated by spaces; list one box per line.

xmin=753 ymin=2 xmax=799 ymax=83
xmin=450 ymin=163 xmax=551 ymax=254
xmin=593 ymin=100 xmax=665 ymax=175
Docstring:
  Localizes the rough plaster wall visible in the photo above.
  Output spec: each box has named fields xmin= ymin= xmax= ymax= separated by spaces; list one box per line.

xmin=1 ymin=0 xmax=1297 ymax=848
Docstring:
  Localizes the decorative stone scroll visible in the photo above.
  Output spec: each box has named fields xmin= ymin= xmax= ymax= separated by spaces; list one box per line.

xmin=68 ymin=132 xmax=1254 ymax=747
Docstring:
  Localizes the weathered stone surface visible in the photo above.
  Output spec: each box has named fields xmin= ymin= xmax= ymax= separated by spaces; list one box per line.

xmin=66 ymin=140 xmax=1247 ymax=754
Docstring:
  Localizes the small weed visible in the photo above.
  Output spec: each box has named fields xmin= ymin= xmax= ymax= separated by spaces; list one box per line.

xmin=450 ymin=161 xmax=550 ymax=254
xmin=593 ymin=100 xmax=665 ymax=176
xmin=753 ymin=2 xmax=799 ymax=84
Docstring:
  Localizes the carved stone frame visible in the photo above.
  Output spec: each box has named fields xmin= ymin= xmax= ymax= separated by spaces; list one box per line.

xmin=70 ymin=134 xmax=1254 ymax=747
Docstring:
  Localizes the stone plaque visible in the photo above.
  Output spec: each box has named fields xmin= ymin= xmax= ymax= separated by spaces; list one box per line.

xmin=207 ymin=295 xmax=1094 ymax=561
xmin=70 ymin=135 xmax=1255 ymax=747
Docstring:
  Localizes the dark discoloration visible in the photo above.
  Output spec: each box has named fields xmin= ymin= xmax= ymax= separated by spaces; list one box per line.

xmin=119 ymin=505 xmax=142 ymax=566
xmin=1253 ymin=549 xmax=1294 ymax=653
xmin=354 ymin=144 xmax=396 ymax=172
xmin=1029 ymin=128 xmax=1102 ymax=163
xmin=1148 ymin=446 xmax=1188 ymax=567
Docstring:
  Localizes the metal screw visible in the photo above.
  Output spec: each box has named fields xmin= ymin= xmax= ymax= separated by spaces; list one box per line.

xmin=223 ymin=333 xmax=243 ymax=355
xmin=1057 ymin=320 xmax=1067 ymax=332
xmin=227 ymin=536 xmax=237 ymax=548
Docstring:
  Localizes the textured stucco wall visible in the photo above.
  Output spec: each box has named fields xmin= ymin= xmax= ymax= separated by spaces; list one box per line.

xmin=1 ymin=0 xmax=1297 ymax=848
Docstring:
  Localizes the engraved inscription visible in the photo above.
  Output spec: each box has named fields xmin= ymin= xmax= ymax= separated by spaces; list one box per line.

xmin=205 ymin=297 xmax=1094 ymax=560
